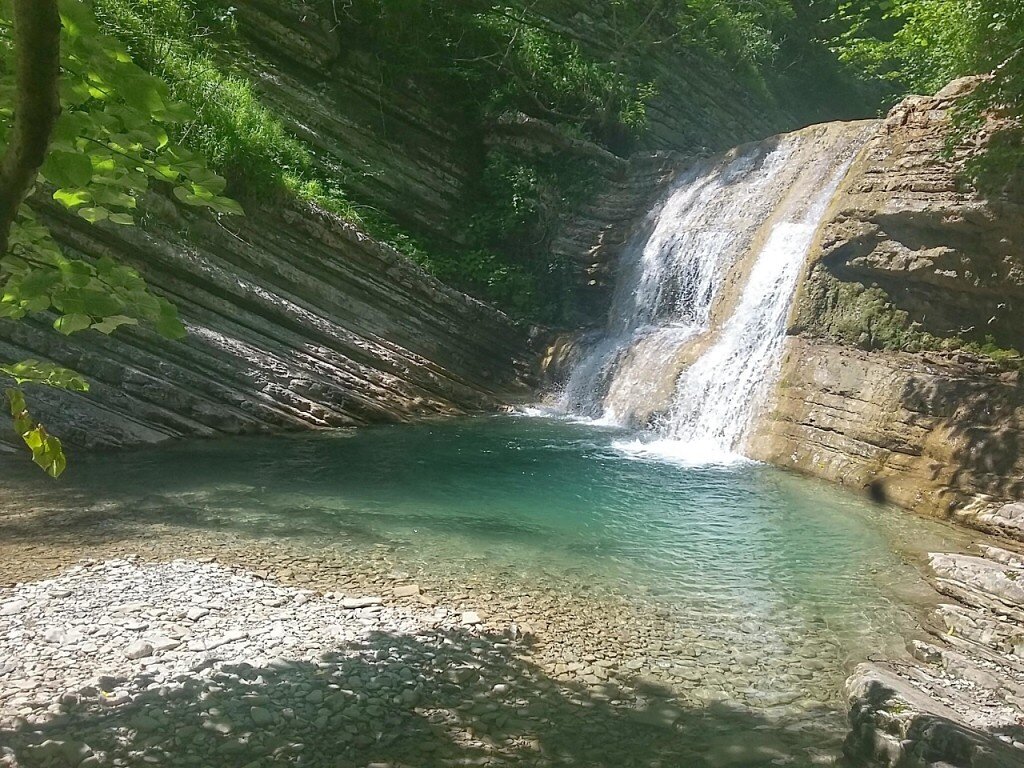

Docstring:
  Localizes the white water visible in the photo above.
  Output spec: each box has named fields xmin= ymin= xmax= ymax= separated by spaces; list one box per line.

xmin=558 ymin=123 xmax=873 ymax=464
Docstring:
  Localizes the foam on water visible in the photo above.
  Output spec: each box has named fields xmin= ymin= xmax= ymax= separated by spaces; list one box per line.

xmin=555 ymin=123 xmax=875 ymax=464
xmin=611 ymin=437 xmax=751 ymax=468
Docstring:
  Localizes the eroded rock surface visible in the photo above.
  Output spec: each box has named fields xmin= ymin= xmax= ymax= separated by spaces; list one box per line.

xmin=0 ymin=195 xmax=532 ymax=449
xmin=751 ymin=80 xmax=1024 ymax=535
xmin=843 ymin=546 xmax=1024 ymax=767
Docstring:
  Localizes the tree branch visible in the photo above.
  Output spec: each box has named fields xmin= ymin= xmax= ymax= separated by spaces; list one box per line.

xmin=0 ymin=0 xmax=61 ymax=255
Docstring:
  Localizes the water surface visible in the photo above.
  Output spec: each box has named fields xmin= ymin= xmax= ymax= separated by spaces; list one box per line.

xmin=0 ymin=416 xmax=973 ymax=718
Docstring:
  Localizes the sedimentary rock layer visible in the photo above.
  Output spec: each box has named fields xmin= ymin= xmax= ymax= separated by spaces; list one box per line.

xmin=843 ymin=546 xmax=1024 ymax=767
xmin=749 ymin=338 xmax=1024 ymax=537
xmin=751 ymin=81 xmax=1024 ymax=537
xmin=0 ymin=194 xmax=532 ymax=449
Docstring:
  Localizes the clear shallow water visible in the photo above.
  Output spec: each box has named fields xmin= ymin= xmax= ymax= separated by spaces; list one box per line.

xmin=0 ymin=416 xmax=973 ymax=709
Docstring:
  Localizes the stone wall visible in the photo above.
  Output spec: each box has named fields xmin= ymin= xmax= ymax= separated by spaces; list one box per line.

xmin=750 ymin=80 xmax=1024 ymax=539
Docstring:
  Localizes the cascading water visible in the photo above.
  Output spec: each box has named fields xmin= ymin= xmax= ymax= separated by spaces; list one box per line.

xmin=559 ymin=122 xmax=875 ymax=462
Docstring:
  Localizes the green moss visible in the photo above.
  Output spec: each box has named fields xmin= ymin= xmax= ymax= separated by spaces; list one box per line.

xmin=801 ymin=273 xmax=1024 ymax=369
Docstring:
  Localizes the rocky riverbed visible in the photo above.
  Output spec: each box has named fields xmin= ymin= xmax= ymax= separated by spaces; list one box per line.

xmin=0 ymin=555 xmax=847 ymax=768
xmin=2 ymin=486 xmax=1020 ymax=767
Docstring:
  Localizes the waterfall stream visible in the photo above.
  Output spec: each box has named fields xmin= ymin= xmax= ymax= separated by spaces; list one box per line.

xmin=558 ymin=122 xmax=874 ymax=463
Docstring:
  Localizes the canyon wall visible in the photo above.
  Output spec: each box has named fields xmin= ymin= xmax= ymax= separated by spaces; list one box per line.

xmin=0 ymin=194 xmax=532 ymax=450
xmin=228 ymin=0 xmax=830 ymax=326
xmin=0 ymin=0 xmax=832 ymax=451
xmin=749 ymin=80 xmax=1024 ymax=540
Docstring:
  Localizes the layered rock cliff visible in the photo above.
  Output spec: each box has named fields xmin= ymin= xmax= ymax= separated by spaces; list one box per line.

xmin=1 ymin=0 xmax=850 ymax=450
xmin=222 ymin=0 xmax=846 ymax=326
xmin=0 ymin=193 xmax=532 ymax=450
xmin=750 ymin=80 xmax=1024 ymax=540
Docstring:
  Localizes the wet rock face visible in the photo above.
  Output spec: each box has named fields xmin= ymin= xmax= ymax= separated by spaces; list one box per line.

xmin=749 ymin=338 xmax=1024 ymax=536
xmin=751 ymin=82 xmax=1024 ymax=535
xmin=0 ymin=195 xmax=533 ymax=449
xmin=793 ymin=77 xmax=1024 ymax=352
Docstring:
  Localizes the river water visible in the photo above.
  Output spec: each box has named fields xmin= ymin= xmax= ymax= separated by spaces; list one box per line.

xmin=0 ymin=416 xmax=972 ymax=718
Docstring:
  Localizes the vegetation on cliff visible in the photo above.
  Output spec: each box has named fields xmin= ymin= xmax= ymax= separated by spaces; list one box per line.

xmin=830 ymin=0 xmax=1023 ymax=192
xmin=85 ymin=0 xmax=875 ymax=324
xmin=3 ymin=1 xmax=1022 ymax=471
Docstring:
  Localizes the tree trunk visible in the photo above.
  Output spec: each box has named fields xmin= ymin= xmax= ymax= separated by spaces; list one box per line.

xmin=0 ymin=0 xmax=61 ymax=255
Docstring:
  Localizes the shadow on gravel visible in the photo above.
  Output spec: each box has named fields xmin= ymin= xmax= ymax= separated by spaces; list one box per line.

xmin=1 ymin=628 xmax=843 ymax=768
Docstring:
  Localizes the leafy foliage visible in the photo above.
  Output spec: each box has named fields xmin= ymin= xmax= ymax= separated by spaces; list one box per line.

xmin=0 ymin=0 xmax=242 ymax=474
xmin=88 ymin=1 xmax=868 ymax=322
xmin=2 ymin=361 xmax=88 ymax=476
xmin=0 ymin=358 xmax=89 ymax=388
xmin=6 ymin=387 xmax=68 ymax=477
xmin=829 ymin=0 xmax=1024 ymax=192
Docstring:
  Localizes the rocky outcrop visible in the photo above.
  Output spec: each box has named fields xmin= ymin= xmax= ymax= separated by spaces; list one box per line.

xmin=843 ymin=546 xmax=1024 ymax=767
xmin=748 ymin=340 xmax=1024 ymax=537
xmin=793 ymin=78 xmax=1023 ymax=352
xmin=228 ymin=0 xmax=823 ymax=325
xmin=750 ymin=80 xmax=1024 ymax=537
xmin=0 ymin=192 xmax=532 ymax=450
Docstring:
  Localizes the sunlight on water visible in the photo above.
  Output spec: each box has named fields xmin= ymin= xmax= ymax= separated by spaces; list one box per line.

xmin=610 ymin=436 xmax=752 ymax=467
xmin=1 ymin=417 xmax=971 ymax=670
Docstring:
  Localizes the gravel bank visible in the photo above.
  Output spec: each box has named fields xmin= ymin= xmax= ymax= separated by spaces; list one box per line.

xmin=0 ymin=557 xmax=846 ymax=768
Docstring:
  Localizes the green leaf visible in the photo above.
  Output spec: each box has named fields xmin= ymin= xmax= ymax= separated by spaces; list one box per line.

xmin=210 ymin=196 xmax=245 ymax=215
xmin=18 ymin=270 xmax=61 ymax=299
xmin=53 ymin=188 xmax=91 ymax=208
xmin=6 ymin=387 xmax=69 ymax=477
xmin=92 ymin=189 xmax=137 ymax=210
xmin=119 ymin=73 xmax=166 ymax=116
xmin=107 ymin=213 xmax=135 ymax=225
xmin=79 ymin=289 xmax=122 ymax=317
xmin=59 ymin=260 xmax=93 ymax=289
xmin=153 ymin=299 xmax=187 ymax=340
xmin=78 ymin=207 xmax=109 ymax=223
xmin=24 ymin=295 xmax=51 ymax=313
xmin=42 ymin=150 xmax=93 ymax=188
xmin=53 ymin=314 xmax=92 ymax=335
xmin=0 ymin=360 xmax=89 ymax=391
xmin=58 ymin=0 xmax=98 ymax=39
xmin=91 ymin=315 xmax=137 ymax=334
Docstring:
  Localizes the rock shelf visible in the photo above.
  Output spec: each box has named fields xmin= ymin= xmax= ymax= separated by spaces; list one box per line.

xmin=844 ymin=545 xmax=1024 ymax=767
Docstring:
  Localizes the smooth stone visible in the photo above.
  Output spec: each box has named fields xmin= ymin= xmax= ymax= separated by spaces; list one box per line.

xmin=0 ymin=600 xmax=27 ymax=616
xmin=124 ymin=640 xmax=154 ymax=660
xmin=150 ymin=635 xmax=181 ymax=652
xmin=250 ymin=706 xmax=274 ymax=726
xmin=342 ymin=597 xmax=382 ymax=609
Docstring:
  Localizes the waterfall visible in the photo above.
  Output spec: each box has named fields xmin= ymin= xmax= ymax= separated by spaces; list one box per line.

xmin=558 ymin=122 xmax=873 ymax=463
